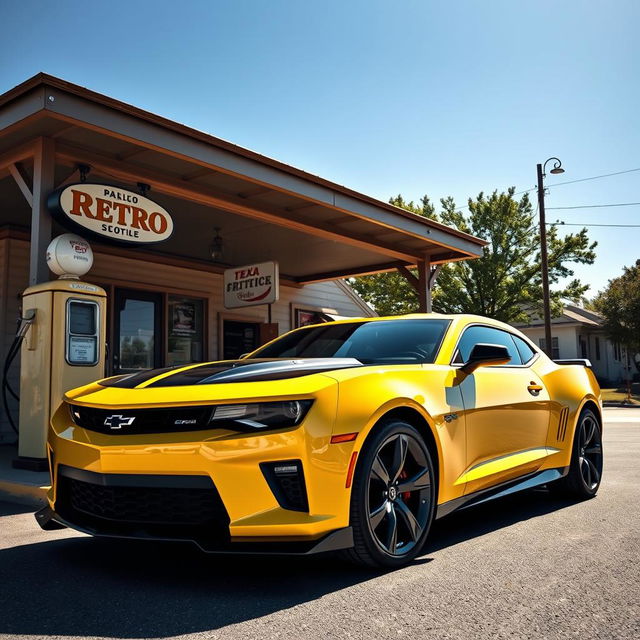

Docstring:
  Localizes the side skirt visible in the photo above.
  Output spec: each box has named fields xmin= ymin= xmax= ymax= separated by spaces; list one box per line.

xmin=435 ymin=466 xmax=570 ymax=520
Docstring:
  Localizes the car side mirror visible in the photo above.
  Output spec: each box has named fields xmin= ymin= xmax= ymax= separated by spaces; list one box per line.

xmin=460 ymin=343 xmax=511 ymax=374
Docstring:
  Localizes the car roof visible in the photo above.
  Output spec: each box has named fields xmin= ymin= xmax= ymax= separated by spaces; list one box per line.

xmin=305 ymin=313 xmax=519 ymax=334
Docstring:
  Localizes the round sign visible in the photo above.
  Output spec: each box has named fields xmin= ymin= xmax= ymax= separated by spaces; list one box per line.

xmin=47 ymin=183 xmax=173 ymax=245
xmin=46 ymin=234 xmax=94 ymax=278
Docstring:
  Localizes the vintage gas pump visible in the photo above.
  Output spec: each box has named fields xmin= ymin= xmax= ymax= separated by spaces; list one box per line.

xmin=16 ymin=234 xmax=106 ymax=469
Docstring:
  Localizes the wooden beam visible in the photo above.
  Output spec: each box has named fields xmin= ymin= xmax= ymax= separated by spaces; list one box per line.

xmin=8 ymin=163 xmax=33 ymax=206
xmin=284 ymin=202 xmax=318 ymax=212
xmin=324 ymin=214 xmax=355 ymax=226
xmin=55 ymin=142 xmax=420 ymax=263
xmin=51 ymin=123 xmax=76 ymax=138
xmin=238 ymin=186 xmax=271 ymax=198
xmin=55 ymin=167 xmax=80 ymax=190
xmin=181 ymin=167 xmax=216 ymax=181
xmin=0 ymin=139 xmax=37 ymax=173
xmin=29 ymin=138 xmax=55 ymax=285
xmin=90 ymin=244 xmax=302 ymax=288
xmin=117 ymin=146 xmax=147 ymax=161
xmin=417 ymin=256 xmax=432 ymax=313
xmin=297 ymin=261 xmax=407 ymax=284
xmin=429 ymin=264 xmax=442 ymax=288
xmin=396 ymin=265 xmax=419 ymax=292
xmin=0 ymin=225 xmax=305 ymax=287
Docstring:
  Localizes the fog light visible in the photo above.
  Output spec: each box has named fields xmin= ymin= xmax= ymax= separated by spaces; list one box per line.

xmin=260 ymin=459 xmax=309 ymax=512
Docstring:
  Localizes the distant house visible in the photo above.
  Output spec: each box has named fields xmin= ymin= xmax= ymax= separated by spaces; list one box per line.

xmin=512 ymin=304 xmax=633 ymax=386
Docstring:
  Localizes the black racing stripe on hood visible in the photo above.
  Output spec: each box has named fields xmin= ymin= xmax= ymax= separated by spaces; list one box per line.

xmin=146 ymin=358 xmax=364 ymax=387
xmin=98 ymin=366 xmax=187 ymax=388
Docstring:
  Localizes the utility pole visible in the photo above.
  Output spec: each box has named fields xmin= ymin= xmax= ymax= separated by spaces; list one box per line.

xmin=536 ymin=157 xmax=564 ymax=358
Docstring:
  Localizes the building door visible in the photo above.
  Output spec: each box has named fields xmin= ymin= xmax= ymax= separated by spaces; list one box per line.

xmin=223 ymin=320 xmax=262 ymax=360
xmin=113 ymin=289 xmax=163 ymax=374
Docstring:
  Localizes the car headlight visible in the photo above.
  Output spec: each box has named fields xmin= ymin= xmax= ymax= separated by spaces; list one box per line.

xmin=208 ymin=400 xmax=313 ymax=431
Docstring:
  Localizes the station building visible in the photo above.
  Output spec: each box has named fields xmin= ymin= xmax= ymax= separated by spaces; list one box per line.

xmin=0 ymin=74 xmax=485 ymax=448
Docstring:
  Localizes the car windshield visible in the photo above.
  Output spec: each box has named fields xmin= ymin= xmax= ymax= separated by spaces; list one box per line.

xmin=251 ymin=319 xmax=450 ymax=364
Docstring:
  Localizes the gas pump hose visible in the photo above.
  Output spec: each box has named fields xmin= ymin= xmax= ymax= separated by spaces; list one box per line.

xmin=1 ymin=311 xmax=35 ymax=435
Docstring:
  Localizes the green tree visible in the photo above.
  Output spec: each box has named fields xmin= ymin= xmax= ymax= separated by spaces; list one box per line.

xmin=593 ymin=260 xmax=640 ymax=352
xmin=350 ymin=188 xmax=597 ymax=322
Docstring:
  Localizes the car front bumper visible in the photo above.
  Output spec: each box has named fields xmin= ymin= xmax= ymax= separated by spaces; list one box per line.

xmin=46 ymin=389 xmax=357 ymax=549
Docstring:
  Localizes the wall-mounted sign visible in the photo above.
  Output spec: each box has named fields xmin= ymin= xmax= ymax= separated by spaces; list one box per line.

xmin=48 ymin=183 xmax=173 ymax=245
xmin=46 ymin=233 xmax=94 ymax=278
xmin=224 ymin=261 xmax=279 ymax=309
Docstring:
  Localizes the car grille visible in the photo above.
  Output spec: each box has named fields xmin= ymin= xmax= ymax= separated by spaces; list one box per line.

xmin=55 ymin=466 xmax=230 ymax=545
xmin=68 ymin=404 xmax=215 ymax=435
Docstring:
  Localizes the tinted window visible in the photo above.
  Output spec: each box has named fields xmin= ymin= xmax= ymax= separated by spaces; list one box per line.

xmin=454 ymin=325 xmax=521 ymax=365
xmin=512 ymin=335 xmax=536 ymax=364
xmin=252 ymin=319 xmax=450 ymax=364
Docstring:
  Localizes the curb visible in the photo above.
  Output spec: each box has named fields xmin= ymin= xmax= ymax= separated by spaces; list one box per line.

xmin=0 ymin=479 xmax=49 ymax=508
xmin=603 ymin=403 xmax=640 ymax=408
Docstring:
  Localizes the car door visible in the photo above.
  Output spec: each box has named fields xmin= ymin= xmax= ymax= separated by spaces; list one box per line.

xmin=453 ymin=325 xmax=552 ymax=495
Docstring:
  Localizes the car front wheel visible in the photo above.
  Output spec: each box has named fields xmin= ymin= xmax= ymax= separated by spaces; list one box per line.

xmin=344 ymin=419 xmax=436 ymax=568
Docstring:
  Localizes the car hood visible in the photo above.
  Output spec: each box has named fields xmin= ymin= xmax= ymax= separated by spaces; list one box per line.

xmin=101 ymin=358 xmax=364 ymax=388
xmin=63 ymin=358 xmax=363 ymax=408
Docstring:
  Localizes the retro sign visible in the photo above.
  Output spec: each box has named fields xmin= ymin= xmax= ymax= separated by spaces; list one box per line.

xmin=224 ymin=261 xmax=279 ymax=308
xmin=48 ymin=183 xmax=173 ymax=245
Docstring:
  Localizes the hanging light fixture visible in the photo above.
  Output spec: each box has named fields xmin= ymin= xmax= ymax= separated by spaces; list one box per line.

xmin=209 ymin=227 xmax=223 ymax=261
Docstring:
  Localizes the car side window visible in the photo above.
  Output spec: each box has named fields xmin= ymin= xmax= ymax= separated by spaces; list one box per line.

xmin=512 ymin=335 xmax=536 ymax=365
xmin=453 ymin=325 xmax=522 ymax=366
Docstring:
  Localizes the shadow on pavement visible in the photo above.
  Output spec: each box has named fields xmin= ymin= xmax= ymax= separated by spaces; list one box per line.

xmin=428 ymin=487 xmax=578 ymax=553
xmin=0 ymin=500 xmax=37 ymax=516
xmin=0 ymin=487 xmax=578 ymax=638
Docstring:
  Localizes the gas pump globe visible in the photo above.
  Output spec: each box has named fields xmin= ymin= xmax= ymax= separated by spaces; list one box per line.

xmin=16 ymin=234 xmax=106 ymax=469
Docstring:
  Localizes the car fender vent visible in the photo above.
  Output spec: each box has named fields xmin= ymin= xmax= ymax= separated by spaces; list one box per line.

xmin=557 ymin=407 xmax=570 ymax=441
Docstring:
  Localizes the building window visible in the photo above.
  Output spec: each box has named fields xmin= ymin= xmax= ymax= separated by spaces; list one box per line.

xmin=595 ymin=337 xmax=601 ymax=360
xmin=614 ymin=342 xmax=621 ymax=361
xmin=538 ymin=337 xmax=560 ymax=360
xmin=167 ymin=295 xmax=205 ymax=366
xmin=579 ymin=337 xmax=587 ymax=359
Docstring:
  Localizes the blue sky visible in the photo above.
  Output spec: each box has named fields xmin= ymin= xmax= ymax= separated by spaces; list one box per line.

xmin=1 ymin=0 xmax=638 ymax=295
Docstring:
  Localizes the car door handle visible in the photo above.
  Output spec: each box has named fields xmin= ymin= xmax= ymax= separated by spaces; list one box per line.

xmin=527 ymin=382 xmax=543 ymax=396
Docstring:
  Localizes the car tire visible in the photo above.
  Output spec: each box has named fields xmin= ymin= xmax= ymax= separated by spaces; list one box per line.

xmin=343 ymin=419 xmax=436 ymax=569
xmin=550 ymin=407 xmax=603 ymax=500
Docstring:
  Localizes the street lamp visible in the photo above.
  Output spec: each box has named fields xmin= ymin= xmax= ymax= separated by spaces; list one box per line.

xmin=536 ymin=157 xmax=565 ymax=358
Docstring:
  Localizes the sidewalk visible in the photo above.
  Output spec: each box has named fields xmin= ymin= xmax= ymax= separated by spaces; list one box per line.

xmin=0 ymin=445 xmax=50 ymax=507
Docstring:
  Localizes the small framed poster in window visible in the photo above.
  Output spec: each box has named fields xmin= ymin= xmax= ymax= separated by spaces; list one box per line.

xmin=292 ymin=305 xmax=333 ymax=329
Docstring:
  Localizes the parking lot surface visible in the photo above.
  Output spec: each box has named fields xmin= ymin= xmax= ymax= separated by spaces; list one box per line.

xmin=1 ymin=408 xmax=638 ymax=639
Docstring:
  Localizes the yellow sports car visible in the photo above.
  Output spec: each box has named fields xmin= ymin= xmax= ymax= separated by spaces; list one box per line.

xmin=37 ymin=314 xmax=603 ymax=568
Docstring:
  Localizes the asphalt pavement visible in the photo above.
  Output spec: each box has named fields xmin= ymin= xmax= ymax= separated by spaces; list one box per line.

xmin=1 ymin=407 xmax=638 ymax=640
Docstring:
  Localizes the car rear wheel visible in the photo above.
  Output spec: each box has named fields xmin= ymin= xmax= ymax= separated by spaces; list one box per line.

xmin=343 ymin=419 xmax=436 ymax=568
xmin=550 ymin=407 xmax=603 ymax=499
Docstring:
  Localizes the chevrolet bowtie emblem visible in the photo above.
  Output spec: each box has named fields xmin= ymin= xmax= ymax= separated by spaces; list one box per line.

xmin=104 ymin=415 xmax=136 ymax=430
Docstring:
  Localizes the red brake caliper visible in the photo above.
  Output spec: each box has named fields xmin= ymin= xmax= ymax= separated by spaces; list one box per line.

xmin=400 ymin=470 xmax=411 ymax=501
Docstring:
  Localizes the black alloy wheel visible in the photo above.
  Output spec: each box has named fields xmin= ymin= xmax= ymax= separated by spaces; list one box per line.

xmin=551 ymin=408 xmax=603 ymax=499
xmin=577 ymin=411 xmax=603 ymax=491
xmin=345 ymin=420 xmax=435 ymax=568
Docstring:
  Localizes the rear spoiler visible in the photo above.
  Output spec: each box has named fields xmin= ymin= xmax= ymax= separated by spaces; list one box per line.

xmin=554 ymin=358 xmax=592 ymax=368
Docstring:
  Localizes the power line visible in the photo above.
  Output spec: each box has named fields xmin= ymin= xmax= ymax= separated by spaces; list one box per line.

xmin=453 ymin=166 xmax=640 ymax=213
xmin=547 ymin=166 xmax=640 ymax=188
xmin=548 ymin=202 xmax=640 ymax=210
xmin=547 ymin=222 xmax=640 ymax=228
